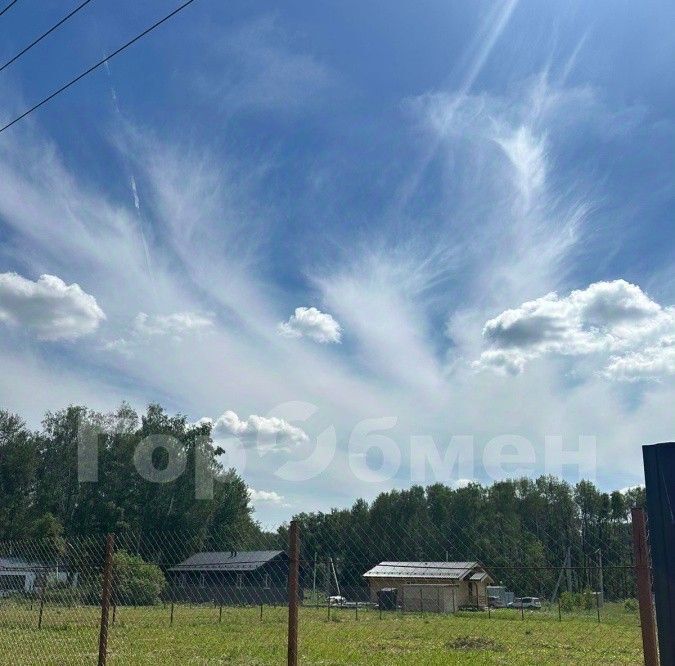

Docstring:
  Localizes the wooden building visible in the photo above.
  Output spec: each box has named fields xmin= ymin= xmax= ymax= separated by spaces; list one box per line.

xmin=363 ymin=561 xmax=493 ymax=610
xmin=167 ymin=550 xmax=293 ymax=604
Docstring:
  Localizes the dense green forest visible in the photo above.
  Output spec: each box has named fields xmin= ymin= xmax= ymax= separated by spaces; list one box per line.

xmin=292 ymin=480 xmax=646 ymax=600
xmin=0 ymin=404 xmax=256 ymax=543
xmin=0 ymin=404 xmax=645 ymax=600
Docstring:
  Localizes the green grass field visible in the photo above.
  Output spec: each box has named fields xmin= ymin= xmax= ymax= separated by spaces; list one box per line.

xmin=0 ymin=601 xmax=643 ymax=664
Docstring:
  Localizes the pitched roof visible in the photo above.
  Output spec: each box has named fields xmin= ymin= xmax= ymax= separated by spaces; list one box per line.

xmin=169 ymin=550 xmax=285 ymax=572
xmin=470 ymin=572 xmax=490 ymax=581
xmin=363 ymin=561 xmax=480 ymax=580
xmin=0 ymin=557 xmax=40 ymax=572
xmin=0 ymin=557 xmax=69 ymax=571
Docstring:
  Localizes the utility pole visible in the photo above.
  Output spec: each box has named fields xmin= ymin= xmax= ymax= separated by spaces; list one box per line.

xmin=312 ymin=552 xmax=317 ymax=604
xmin=330 ymin=558 xmax=341 ymax=597
xmin=565 ymin=547 xmax=573 ymax=593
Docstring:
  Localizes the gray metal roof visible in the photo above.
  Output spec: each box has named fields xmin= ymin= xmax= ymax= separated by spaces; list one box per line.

xmin=470 ymin=572 xmax=490 ymax=581
xmin=169 ymin=550 xmax=284 ymax=572
xmin=0 ymin=557 xmax=60 ymax=572
xmin=363 ymin=561 xmax=480 ymax=580
xmin=0 ymin=557 xmax=38 ymax=572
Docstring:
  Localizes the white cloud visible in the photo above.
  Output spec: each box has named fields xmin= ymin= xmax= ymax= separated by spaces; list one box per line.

xmin=277 ymin=307 xmax=342 ymax=343
xmin=102 ymin=312 xmax=214 ymax=355
xmin=247 ymin=487 xmax=285 ymax=504
xmin=102 ymin=338 xmax=133 ymax=356
xmin=212 ymin=410 xmax=308 ymax=450
xmin=604 ymin=337 xmax=675 ymax=382
xmin=495 ymin=125 xmax=547 ymax=211
xmin=0 ymin=272 xmax=105 ymax=340
xmin=476 ymin=279 xmax=675 ymax=379
xmin=0 ymin=43 xmax=669 ymax=521
xmin=134 ymin=311 xmax=214 ymax=337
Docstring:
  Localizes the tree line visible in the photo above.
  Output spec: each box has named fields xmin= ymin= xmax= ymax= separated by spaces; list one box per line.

xmin=0 ymin=404 xmax=257 ymax=546
xmin=290 ymin=479 xmax=646 ymax=601
xmin=0 ymin=403 xmax=646 ymax=601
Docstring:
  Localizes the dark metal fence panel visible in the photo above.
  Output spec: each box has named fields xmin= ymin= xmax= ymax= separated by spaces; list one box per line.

xmin=643 ymin=441 xmax=675 ymax=664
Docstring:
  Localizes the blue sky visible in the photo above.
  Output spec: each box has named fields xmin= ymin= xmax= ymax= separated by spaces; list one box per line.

xmin=0 ymin=0 xmax=674 ymax=524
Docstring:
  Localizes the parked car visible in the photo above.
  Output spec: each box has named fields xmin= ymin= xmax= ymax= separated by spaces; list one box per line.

xmin=328 ymin=595 xmax=347 ymax=606
xmin=488 ymin=595 xmax=505 ymax=608
xmin=509 ymin=597 xmax=542 ymax=609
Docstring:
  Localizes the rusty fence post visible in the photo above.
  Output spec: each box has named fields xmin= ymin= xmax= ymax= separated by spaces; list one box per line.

xmin=631 ymin=508 xmax=659 ymax=666
xmin=98 ymin=533 xmax=115 ymax=666
xmin=287 ymin=520 xmax=300 ymax=666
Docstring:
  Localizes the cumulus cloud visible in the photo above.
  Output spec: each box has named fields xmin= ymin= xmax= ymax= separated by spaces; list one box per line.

xmin=0 ymin=272 xmax=105 ymax=340
xmin=277 ymin=306 xmax=342 ymax=343
xmin=476 ymin=279 xmax=675 ymax=379
xmin=247 ymin=487 xmax=285 ymax=504
xmin=604 ymin=337 xmax=675 ymax=382
xmin=134 ymin=311 xmax=214 ymax=337
xmin=212 ymin=410 xmax=308 ymax=451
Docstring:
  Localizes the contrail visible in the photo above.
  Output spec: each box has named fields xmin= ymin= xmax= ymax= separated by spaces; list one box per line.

xmin=103 ymin=60 xmax=158 ymax=303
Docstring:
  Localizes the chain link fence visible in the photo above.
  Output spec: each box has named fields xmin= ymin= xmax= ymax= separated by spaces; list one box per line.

xmin=296 ymin=514 xmax=645 ymax=665
xmin=0 ymin=513 xmax=655 ymax=664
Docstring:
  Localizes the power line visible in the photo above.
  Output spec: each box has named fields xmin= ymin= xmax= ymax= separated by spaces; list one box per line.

xmin=1 ymin=0 xmax=96 ymax=73
xmin=0 ymin=0 xmax=198 ymax=134
xmin=0 ymin=0 xmax=20 ymax=18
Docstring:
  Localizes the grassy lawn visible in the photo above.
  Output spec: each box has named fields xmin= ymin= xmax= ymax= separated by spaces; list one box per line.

xmin=0 ymin=601 xmax=642 ymax=664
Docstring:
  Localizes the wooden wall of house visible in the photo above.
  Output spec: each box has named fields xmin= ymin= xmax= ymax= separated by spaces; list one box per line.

xmin=165 ymin=584 xmax=292 ymax=605
xmin=366 ymin=577 xmax=489 ymax=608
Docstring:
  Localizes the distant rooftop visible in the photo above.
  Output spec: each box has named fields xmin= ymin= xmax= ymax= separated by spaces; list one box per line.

xmin=169 ymin=550 xmax=285 ymax=572
xmin=363 ymin=561 xmax=482 ymax=580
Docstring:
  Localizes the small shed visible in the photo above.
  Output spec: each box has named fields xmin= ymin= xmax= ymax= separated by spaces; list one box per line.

xmin=363 ymin=561 xmax=494 ymax=610
xmin=168 ymin=550 xmax=293 ymax=604
xmin=0 ymin=557 xmax=76 ymax=597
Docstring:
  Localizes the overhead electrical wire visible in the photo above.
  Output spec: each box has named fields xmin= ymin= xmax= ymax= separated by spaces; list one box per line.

xmin=1 ymin=0 xmax=97 ymax=73
xmin=0 ymin=0 xmax=20 ymax=18
xmin=0 ymin=0 xmax=198 ymax=134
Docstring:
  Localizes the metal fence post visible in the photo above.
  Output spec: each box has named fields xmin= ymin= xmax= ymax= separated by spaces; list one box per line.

xmin=631 ymin=508 xmax=659 ymax=666
xmin=287 ymin=520 xmax=300 ymax=666
xmin=98 ymin=533 xmax=115 ymax=666
xmin=37 ymin=572 xmax=46 ymax=629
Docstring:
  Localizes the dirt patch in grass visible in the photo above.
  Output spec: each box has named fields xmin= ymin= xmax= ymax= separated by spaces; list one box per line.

xmin=447 ymin=636 xmax=505 ymax=652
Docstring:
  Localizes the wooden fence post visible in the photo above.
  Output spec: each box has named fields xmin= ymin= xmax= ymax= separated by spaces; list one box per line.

xmin=98 ymin=533 xmax=115 ymax=666
xmin=631 ymin=508 xmax=659 ymax=666
xmin=287 ymin=520 xmax=300 ymax=666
